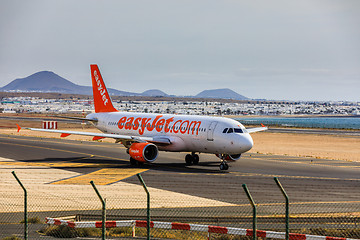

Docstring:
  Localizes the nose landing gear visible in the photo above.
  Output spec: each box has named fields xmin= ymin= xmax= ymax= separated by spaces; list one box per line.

xmin=219 ymin=154 xmax=229 ymax=170
xmin=219 ymin=161 xmax=229 ymax=170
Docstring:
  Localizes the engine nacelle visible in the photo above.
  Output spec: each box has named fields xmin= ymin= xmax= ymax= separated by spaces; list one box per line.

xmin=216 ymin=154 xmax=241 ymax=162
xmin=129 ymin=142 xmax=158 ymax=163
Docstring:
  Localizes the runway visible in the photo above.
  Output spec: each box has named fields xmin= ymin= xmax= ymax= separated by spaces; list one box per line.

xmin=1 ymin=133 xmax=360 ymax=236
xmin=1 ymin=133 xmax=360 ymax=200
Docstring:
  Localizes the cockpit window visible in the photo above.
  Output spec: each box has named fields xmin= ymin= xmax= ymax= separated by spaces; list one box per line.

xmin=234 ymin=128 xmax=243 ymax=133
xmin=224 ymin=127 xmax=244 ymax=134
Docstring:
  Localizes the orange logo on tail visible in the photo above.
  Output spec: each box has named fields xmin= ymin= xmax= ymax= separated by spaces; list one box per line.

xmin=93 ymin=70 xmax=109 ymax=106
xmin=90 ymin=65 xmax=117 ymax=113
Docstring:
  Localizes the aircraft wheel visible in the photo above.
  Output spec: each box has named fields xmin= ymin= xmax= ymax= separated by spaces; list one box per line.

xmin=130 ymin=157 xmax=137 ymax=166
xmin=130 ymin=158 xmax=144 ymax=167
xmin=185 ymin=154 xmax=193 ymax=165
xmin=220 ymin=162 xmax=229 ymax=170
xmin=192 ymin=154 xmax=199 ymax=165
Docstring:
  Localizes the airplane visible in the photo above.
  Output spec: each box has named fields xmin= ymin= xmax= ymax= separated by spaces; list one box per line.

xmin=17 ymin=64 xmax=267 ymax=170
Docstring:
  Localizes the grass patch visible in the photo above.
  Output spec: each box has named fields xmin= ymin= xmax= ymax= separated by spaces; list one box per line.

xmin=108 ymin=227 xmax=133 ymax=236
xmin=41 ymin=225 xmax=210 ymax=239
xmin=40 ymin=225 xmax=101 ymax=238
xmin=20 ymin=216 xmax=42 ymax=224
xmin=134 ymin=228 xmax=209 ymax=239
xmin=1 ymin=236 xmax=22 ymax=240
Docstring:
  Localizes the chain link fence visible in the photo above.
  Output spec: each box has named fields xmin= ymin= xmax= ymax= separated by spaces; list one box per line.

xmin=1 ymin=168 xmax=360 ymax=240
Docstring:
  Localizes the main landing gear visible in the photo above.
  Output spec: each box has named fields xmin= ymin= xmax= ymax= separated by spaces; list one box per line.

xmin=185 ymin=152 xmax=199 ymax=165
xmin=219 ymin=154 xmax=229 ymax=170
xmin=130 ymin=157 xmax=143 ymax=167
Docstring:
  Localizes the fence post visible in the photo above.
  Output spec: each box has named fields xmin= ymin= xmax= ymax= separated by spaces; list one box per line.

xmin=137 ymin=173 xmax=150 ymax=240
xmin=12 ymin=171 xmax=28 ymax=240
xmin=242 ymin=184 xmax=257 ymax=240
xmin=90 ymin=181 xmax=106 ymax=240
xmin=132 ymin=223 xmax=136 ymax=237
xmin=274 ymin=177 xmax=289 ymax=240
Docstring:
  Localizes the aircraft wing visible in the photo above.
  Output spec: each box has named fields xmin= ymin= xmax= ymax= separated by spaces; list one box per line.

xmin=246 ymin=124 xmax=268 ymax=133
xmin=48 ymin=115 xmax=98 ymax=122
xmin=18 ymin=126 xmax=171 ymax=145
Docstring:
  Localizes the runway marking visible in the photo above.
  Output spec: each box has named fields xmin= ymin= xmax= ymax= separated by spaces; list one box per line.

xmin=51 ymin=168 xmax=148 ymax=185
xmin=0 ymin=156 xmax=148 ymax=185
xmin=230 ymin=172 xmax=360 ymax=181
xmin=237 ymin=201 xmax=360 ymax=208
xmin=248 ymin=156 xmax=360 ymax=169
xmin=0 ymin=140 xmax=129 ymax=162
xmin=0 ymin=161 xmax=126 ymax=168
xmin=0 ymin=134 xmax=127 ymax=149
xmin=179 ymin=171 xmax=360 ymax=181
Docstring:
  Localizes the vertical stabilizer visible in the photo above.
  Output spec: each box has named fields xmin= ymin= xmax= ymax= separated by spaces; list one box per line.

xmin=90 ymin=64 xmax=117 ymax=113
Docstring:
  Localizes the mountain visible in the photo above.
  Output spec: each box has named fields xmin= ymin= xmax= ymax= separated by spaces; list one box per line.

xmin=0 ymin=71 xmax=138 ymax=96
xmin=141 ymin=89 xmax=169 ymax=97
xmin=195 ymin=88 xmax=248 ymax=100
xmin=1 ymin=71 xmax=249 ymax=100
xmin=0 ymin=71 xmax=88 ymax=93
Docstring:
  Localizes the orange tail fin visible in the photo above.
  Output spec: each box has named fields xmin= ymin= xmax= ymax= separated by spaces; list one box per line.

xmin=90 ymin=64 xmax=118 ymax=113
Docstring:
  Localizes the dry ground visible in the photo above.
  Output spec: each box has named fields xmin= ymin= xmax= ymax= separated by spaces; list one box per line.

xmin=250 ymin=131 xmax=360 ymax=162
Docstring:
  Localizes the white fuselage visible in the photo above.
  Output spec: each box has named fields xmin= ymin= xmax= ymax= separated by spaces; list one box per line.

xmin=87 ymin=112 xmax=254 ymax=155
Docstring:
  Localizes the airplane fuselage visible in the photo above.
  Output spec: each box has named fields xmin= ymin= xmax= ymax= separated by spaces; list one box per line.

xmin=87 ymin=112 xmax=254 ymax=155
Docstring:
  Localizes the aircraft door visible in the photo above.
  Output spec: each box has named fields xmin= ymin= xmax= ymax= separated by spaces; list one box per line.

xmin=207 ymin=121 xmax=218 ymax=141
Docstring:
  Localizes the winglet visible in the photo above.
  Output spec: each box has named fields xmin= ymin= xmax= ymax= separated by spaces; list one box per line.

xmin=16 ymin=124 xmax=21 ymax=132
xmin=261 ymin=123 xmax=266 ymax=127
xmin=92 ymin=136 xmax=105 ymax=141
xmin=90 ymin=64 xmax=118 ymax=113
xmin=61 ymin=133 xmax=71 ymax=138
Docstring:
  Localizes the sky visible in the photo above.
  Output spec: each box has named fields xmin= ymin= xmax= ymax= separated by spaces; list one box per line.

xmin=0 ymin=0 xmax=359 ymax=101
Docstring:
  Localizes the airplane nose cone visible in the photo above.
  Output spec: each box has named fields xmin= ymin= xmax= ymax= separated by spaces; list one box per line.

xmin=242 ymin=134 xmax=254 ymax=152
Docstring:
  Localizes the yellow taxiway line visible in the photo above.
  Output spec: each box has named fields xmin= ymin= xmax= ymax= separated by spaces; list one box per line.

xmin=51 ymin=168 xmax=148 ymax=185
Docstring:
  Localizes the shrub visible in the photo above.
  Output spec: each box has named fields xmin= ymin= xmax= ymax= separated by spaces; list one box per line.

xmin=40 ymin=225 xmax=102 ymax=238
xmin=20 ymin=216 xmax=42 ymax=224
xmin=1 ymin=236 xmax=22 ymax=240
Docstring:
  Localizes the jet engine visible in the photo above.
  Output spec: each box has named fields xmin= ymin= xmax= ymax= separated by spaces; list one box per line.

xmin=216 ymin=154 xmax=241 ymax=161
xmin=129 ymin=142 xmax=158 ymax=163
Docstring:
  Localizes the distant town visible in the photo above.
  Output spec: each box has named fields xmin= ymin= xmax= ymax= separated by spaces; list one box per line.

xmin=1 ymin=96 xmax=359 ymax=116
xmin=1 ymin=70 xmax=359 ymax=116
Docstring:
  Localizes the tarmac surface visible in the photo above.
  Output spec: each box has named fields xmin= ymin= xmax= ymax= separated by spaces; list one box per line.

xmin=1 ymin=133 xmax=360 ymax=201
xmin=1 ymin=133 xmax=360 ymax=238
